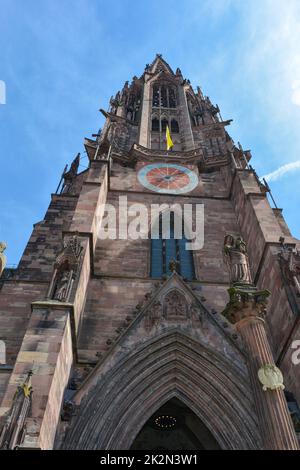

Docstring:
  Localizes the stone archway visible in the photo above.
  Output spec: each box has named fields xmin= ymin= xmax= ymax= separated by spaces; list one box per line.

xmin=62 ymin=332 xmax=261 ymax=450
xmin=130 ymin=397 xmax=221 ymax=450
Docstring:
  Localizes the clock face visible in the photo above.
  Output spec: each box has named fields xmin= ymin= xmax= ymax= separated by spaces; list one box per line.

xmin=138 ymin=163 xmax=198 ymax=194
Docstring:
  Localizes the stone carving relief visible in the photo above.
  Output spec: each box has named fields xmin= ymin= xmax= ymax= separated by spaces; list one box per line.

xmin=163 ymin=289 xmax=188 ymax=319
xmin=47 ymin=235 xmax=83 ymax=303
xmin=257 ymin=364 xmax=285 ymax=391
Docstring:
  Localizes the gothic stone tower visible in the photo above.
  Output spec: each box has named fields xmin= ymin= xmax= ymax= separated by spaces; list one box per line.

xmin=0 ymin=55 xmax=299 ymax=450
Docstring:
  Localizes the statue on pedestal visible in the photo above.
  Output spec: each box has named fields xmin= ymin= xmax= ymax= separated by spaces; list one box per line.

xmin=223 ymin=234 xmax=252 ymax=285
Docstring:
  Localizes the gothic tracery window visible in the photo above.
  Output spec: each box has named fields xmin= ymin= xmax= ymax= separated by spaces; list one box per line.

xmin=152 ymin=118 xmax=160 ymax=132
xmin=161 ymin=118 xmax=168 ymax=132
xmin=152 ymin=84 xmax=177 ymax=108
xmin=153 ymin=85 xmax=160 ymax=107
xmin=171 ymin=119 xmax=179 ymax=133
xmin=151 ymin=212 xmax=195 ymax=280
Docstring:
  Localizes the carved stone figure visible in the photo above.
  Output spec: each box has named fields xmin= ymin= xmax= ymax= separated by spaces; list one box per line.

xmin=223 ymin=234 xmax=252 ymax=285
xmin=47 ymin=235 xmax=83 ymax=302
xmin=257 ymin=364 xmax=285 ymax=391
xmin=0 ymin=370 xmax=33 ymax=449
xmin=53 ymin=270 xmax=71 ymax=301
xmin=278 ymin=247 xmax=300 ymax=316
xmin=62 ymin=153 xmax=80 ymax=195
xmin=109 ymin=91 xmax=121 ymax=114
xmin=286 ymin=250 xmax=300 ymax=296
xmin=0 ymin=242 xmax=7 ymax=276
xmin=164 ymin=289 xmax=188 ymax=318
xmin=61 ymin=400 xmax=75 ymax=422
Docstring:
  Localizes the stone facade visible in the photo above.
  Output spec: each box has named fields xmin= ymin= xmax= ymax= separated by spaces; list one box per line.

xmin=0 ymin=55 xmax=299 ymax=450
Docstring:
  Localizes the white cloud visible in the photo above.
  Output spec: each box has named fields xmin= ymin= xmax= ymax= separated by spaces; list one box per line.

xmin=291 ymin=80 xmax=300 ymax=106
xmin=262 ymin=160 xmax=300 ymax=182
xmin=292 ymin=89 xmax=300 ymax=106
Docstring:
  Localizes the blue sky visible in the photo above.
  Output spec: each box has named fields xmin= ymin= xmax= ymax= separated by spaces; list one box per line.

xmin=1 ymin=0 xmax=300 ymax=264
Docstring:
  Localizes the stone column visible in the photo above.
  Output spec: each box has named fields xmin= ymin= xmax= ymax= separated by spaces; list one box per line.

xmin=178 ymin=83 xmax=195 ymax=151
xmin=223 ymin=235 xmax=299 ymax=450
xmin=138 ymin=75 xmax=151 ymax=148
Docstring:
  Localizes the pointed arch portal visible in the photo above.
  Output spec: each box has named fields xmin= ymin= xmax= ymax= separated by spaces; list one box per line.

xmin=62 ymin=332 xmax=261 ymax=450
xmin=130 ymin=397 xmax=220 ymax=450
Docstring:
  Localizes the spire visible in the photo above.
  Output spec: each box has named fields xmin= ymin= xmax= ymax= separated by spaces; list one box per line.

xmin=147 ymin=53 xmax=174 ymax=75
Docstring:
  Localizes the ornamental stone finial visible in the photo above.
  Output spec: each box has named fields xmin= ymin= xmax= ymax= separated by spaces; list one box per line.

xmin=169 ymin=258 xmax=179 ymax=274
xmin=0 ymin=242 xmax=7 ymax=276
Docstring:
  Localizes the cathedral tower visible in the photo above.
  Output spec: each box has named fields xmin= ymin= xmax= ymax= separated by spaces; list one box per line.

xmin=0 ymin=55 xmax=299 ymax=450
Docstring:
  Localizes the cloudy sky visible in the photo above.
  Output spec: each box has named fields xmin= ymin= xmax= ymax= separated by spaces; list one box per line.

xmin=1 ymin=0 xmax=300 ymax=264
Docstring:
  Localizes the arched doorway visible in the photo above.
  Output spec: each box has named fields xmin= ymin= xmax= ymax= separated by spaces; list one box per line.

xmin=62 ymin=332 xmax=261 ymax=450
xmin=130 ymin=398 xmax=220 ymax=450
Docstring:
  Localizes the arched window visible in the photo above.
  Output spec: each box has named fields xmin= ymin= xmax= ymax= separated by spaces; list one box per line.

xmin=152 ymin=84 xmax=177 ymax=108
xmin=169 ymin=88 xmax=176 ymax=108
xmin=171 ymin=119 xmax=179 ymax=133
xmin=152 ymin=118 xmax=159 ymax=132
xmin=151 ymin=213 xmax=195 ymax=280
xmin=160 ymin=86 xmax=168 ymax=107
xmin=161 ymin=118 xmax=168 ymax=132
xmin=152 ymin=85 xmax=160 ymax=107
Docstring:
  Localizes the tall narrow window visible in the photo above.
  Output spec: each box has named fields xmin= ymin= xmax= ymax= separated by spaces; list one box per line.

xmin=169 ymin=88 xmax=176 ymax=108
xmin=160 ymin=86 xmax=168 ymax=107
xmin=171 ymin=119 xmax=179 ymax=133
xmin=152 ymin=118 xmax=159 ymax=132
xmin=153 ymin=85 xmax=160 ymax=107
xmin=151 ymin=213 xmax=195 ymax=280
xmin=161 ymin=118 xmax=168 ymax=132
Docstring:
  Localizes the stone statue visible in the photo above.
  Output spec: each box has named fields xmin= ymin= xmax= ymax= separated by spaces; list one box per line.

xmin=62 ymin=153 xmax=80 ymax=195
xmin=109 ymin=91 xmax=121 ymax=114
xmin=223 ymin=234 xmax=252 ymax=285
xmin=0 ymin=370 xmax=33 ymax=449
xmin=53 ymin=270 xmax=71 ymax=301
xmin=0 ymin=242 xmax=7 ymax=276
xmin=287 ymin=250 xmax=300 ymax=296
xmin=47 ymin=235 xmax=83 ymax=302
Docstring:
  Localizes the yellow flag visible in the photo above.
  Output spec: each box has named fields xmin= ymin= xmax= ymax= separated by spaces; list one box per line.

xmin=166 ymin=125 xmax=174 ymax=151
